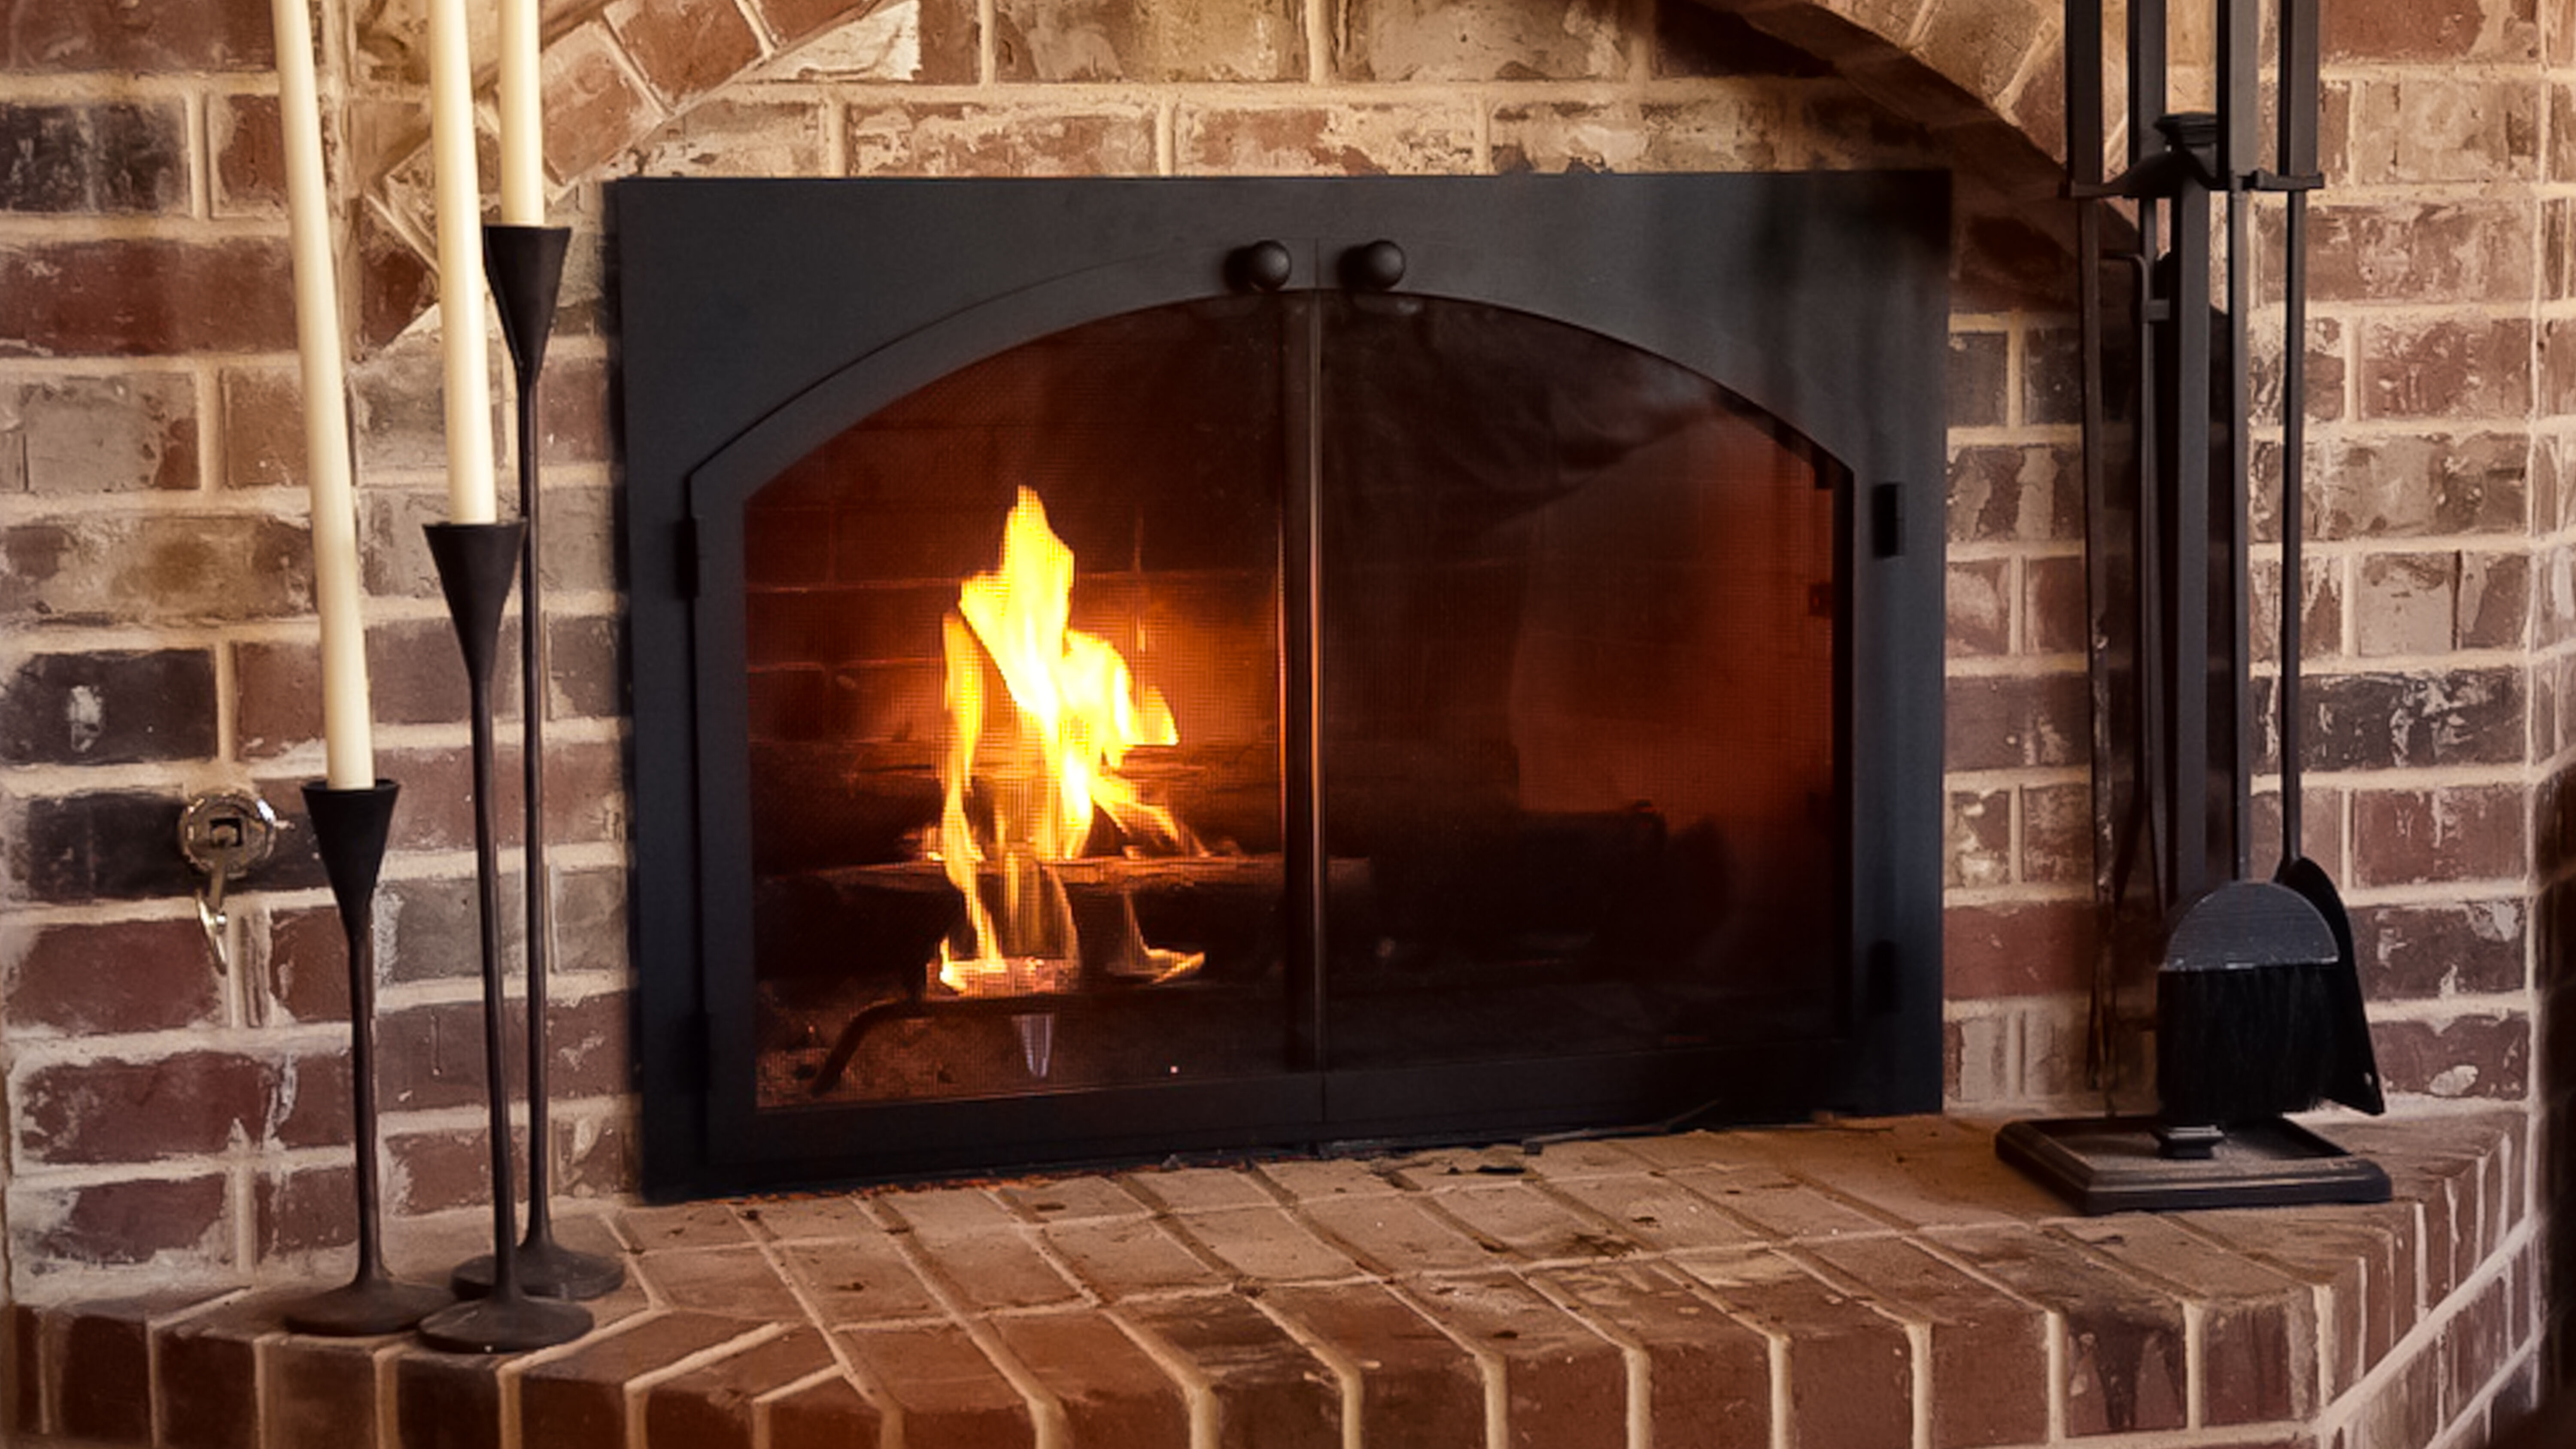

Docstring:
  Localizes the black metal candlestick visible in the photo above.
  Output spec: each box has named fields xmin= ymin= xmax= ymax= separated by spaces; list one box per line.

xmin=281 ymin=780 xmax=455 ymax=1336
xmin=448 ymin=223 xmax=620 ymax=1303
xmin=416 ymin=521 xmax=591 ymax=1353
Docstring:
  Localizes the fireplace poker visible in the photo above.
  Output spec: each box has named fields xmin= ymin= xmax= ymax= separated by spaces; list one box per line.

xmin=416 ymin=521 xmax=592 ymax=1353
xmin=281 ymin=780 xmax=456 ymax=1335
xmin=445 ymin=222 xmax=625 ymax=1304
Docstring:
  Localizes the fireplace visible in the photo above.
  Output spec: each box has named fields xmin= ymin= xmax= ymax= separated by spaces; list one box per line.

xmin=615 ymin=173 xmax=1950 ymax=1195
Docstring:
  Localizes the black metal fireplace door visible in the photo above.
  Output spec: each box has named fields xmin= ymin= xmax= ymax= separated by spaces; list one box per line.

xmin=615 ymin=173 xmax=1950 ymax=1196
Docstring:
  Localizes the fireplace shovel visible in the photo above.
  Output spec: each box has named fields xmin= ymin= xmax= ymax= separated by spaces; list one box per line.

xmin=2259 ymin=0 xmax=2382 ymax=1122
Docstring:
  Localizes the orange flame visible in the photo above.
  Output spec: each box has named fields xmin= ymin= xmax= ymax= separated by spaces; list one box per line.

xmin=932 ymin=489 xmax=1201 ymax=994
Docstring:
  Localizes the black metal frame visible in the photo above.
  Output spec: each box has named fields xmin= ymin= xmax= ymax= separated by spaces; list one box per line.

xmin=614 ymin=173 xmax=1951 ymax=1197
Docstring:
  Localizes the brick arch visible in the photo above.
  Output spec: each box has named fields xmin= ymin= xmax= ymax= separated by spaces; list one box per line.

xmin=356 ymin=0 xmax=2069 ymax=330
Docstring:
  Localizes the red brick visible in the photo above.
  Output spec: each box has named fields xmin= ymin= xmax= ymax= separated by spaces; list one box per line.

xmin=1947 ymin=561 xmax=2010 ymax=659
xmin=634 ymin=1246 xmax=806 ymax=1321
xmin=2056 ymin=1217 xmax=2313 ymax=1424
xmin=1911 ymin=0 xmax=2038 ymax=130
xmin=2306 ymin=669 xmax=2523 ymax=772
xmin=2317 ymin=432 xmax=2525 ymax=540
xmin=767 ymin=1373 xmax=885 ymax=1449
xmin=541 ymin=24 xmax=665 ymax=188
xmin=7 ymin=1302 xmax=41 ymax=1437
xmin=2359 ymin=316 xmax=2533 ymax=420
xmin=1403 ymin=1273 xmax=1624 ymax=1449
xmin=606 ymin=0 xmax=762 ymax=103
xmin=2372 ymin=1014 xmax=2531 ymax=1100
xmin=2443 ymin=1273 xmax=2512 ymax=1411
xmin=634 ymin=1327 xmax=833 ymax=1449
xmin=1266 ymin=1284 xmax=1485 ymax=1449
xmin=753 ymin=0 xmax=976 ymax=77
xmin=219 ymin=365 xmax=304 ymax=489
xmin=836 ymin=1324 xmax=1034 ymax=1449
xmin=1804 ymin=1236 xmax=2050 ymax=1449
xmin=1542 ymin=1174 xmax=1759 ymax=1255
xmin=52 ymin=1299 xmax=158 ymax=1440
xmin=1941 ymin=897 xmax=2092 ymax=998
xmin=989 ymin=1312 xmax=1190 ymax=1449
xmin=17 ymin=1051 xmax=274 ymax=1165
xmin=0 ymin=646 xmax=216 ymax=763
xmin=1175 ymin=103 xmax=1479 ymax=175
xmin=6 ymin=915 xmax=221 ymax=1034
xmin=2298 ymin=202 xmax=2537 ymax=305
xmin=2346 ymin=79 xmax=2540 ymax=186
xmin=2191 ymin=1207 xmax=2416 ymax=1389
xmin=1537 ymin=1263 xmax=1769 ymax=1448
xmin=21 ymin=1174 xmax=231 ymax=1270
xmin=256 ymin=1161 xmax=358 ymax=1260
xmin=1680 ymin=1251 xmax=1913 ymax=1448
xmin=1123 ymin=1293 xmax=1340 ymax=1449
xmin=2325 ymin=0 xmax=2526 ymax=60
xmin=264 ymin=1334 xmax=385 ymax=1449
xmin=1937 ymin=446 xmax=2081 ymax=547
xmin=1947 ymin=331 xmax=2008 ymax=427
xmin=394 ymin=1347 xmax=503 ymax=1449
xmin=276 ymin=1048 xmax=354 ymax=1149
xmin=2354 ymin=899 xmax=2528 ymax=999
xmin=0 ymin=239 xmax=294 ymax=355
xmin=0 ymin=0 xmax=273 ymax=70
xmin=2351 ymin=784 xmax=2530 ymax=887
xmin=1170 ymin=1204 xmax=1362 ymax=1282
xmin=995 ymin=0 xmax=1307 ymax=81
xmin=2353 ymin=550 xmax=2464 ymax=657
xmin=356 ymin=203 xmax=437 ymax=352
xmin=2348 ymin=1333 xmax=2446 ymax=1449
xmin=537 ymin=353 xmax=615 ymax=466
xmin=386 ymin=1123 xmax=525 ymax=1215
xmin=1334 ymin=0 xmax=1624 ymax=82
xmin=1944 ymin=669 xmax=2088 ymax=770
xmin=1933 ymin=1227 xmax=2187 ymax=1434
xmin=9 ymin=368 xmax=198 ymax=492
xmin=876 ymin=1188 xmax=1081 ymax=1308
xmin=3 ymin=513 xmax=316 ymax=623
xmin=209 ymin=91 xmax=285 ymax=216
xmin=158 ymin=1296 xmax=283 ymax=1449
xmin=261 ymin=905 xmax=354 ymax=1023
xmin=1037 ymin=1214 xmax=1224 ymax=1300
xmin=1294 ymin=1190 xmax=1503 ymax=1275
xmin=1947 ymin=787 xmax=2010 ymax=887
xmin=521 ymin=1312 xmax=764 ymax=1449
xmin=847 ymin=101 xmax=1160 ymax=176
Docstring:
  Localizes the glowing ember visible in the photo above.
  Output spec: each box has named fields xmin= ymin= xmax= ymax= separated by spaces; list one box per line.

xmin=931 ymin=488 xmax=1203 ymax=994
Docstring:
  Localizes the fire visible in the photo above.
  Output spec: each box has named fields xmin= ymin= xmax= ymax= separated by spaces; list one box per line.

xmin=931 ymin=488 xmax=1203 ymax=994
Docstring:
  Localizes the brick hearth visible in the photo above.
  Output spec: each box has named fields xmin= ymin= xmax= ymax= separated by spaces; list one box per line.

xmin=4 ymin=1112 xmax=2540 ymax=1449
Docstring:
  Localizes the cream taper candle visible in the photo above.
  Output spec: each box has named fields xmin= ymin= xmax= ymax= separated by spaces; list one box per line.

xmin=426 ymin=0 xmax=496 ymax=522
xmin=498 ymin=0 xmax=544 ymax=224
xmin=270 ymin=0 xmax=376 ymax=790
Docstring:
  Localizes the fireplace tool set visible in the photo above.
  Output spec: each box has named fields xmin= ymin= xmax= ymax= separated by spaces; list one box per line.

xmin=1996 ymin=0 xmax=2388 ymax=1211
xmin=280 ymin=222 xmax=616 ymax=1352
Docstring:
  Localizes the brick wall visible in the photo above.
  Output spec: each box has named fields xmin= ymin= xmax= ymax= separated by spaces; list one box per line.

xmin=0 ymin=0 xmax=2564 ymax=1316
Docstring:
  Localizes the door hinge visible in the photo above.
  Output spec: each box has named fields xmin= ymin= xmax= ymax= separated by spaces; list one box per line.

xmin=1866 ymin=940 xmax=1901 ymax=1016
xmin=1870 ymin=483 xmax=1905 ymax=559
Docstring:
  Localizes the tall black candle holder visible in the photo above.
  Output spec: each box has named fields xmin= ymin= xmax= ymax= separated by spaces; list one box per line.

xmin=448 ymin=223 xmax=622 ymax=1303
xmin=415 ymin=520 xmax=591 ymax=1354
xmin=281 ymin=780 xmax=456 ymax=1336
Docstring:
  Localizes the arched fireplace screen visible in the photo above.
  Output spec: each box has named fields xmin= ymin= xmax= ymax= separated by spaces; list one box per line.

xmin=617 ymin=175 xmax=1950 ymax=1195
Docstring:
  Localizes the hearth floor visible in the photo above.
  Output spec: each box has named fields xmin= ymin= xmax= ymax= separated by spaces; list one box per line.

xmin=6 ymin=1110 xmax=2540 ymax=1449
